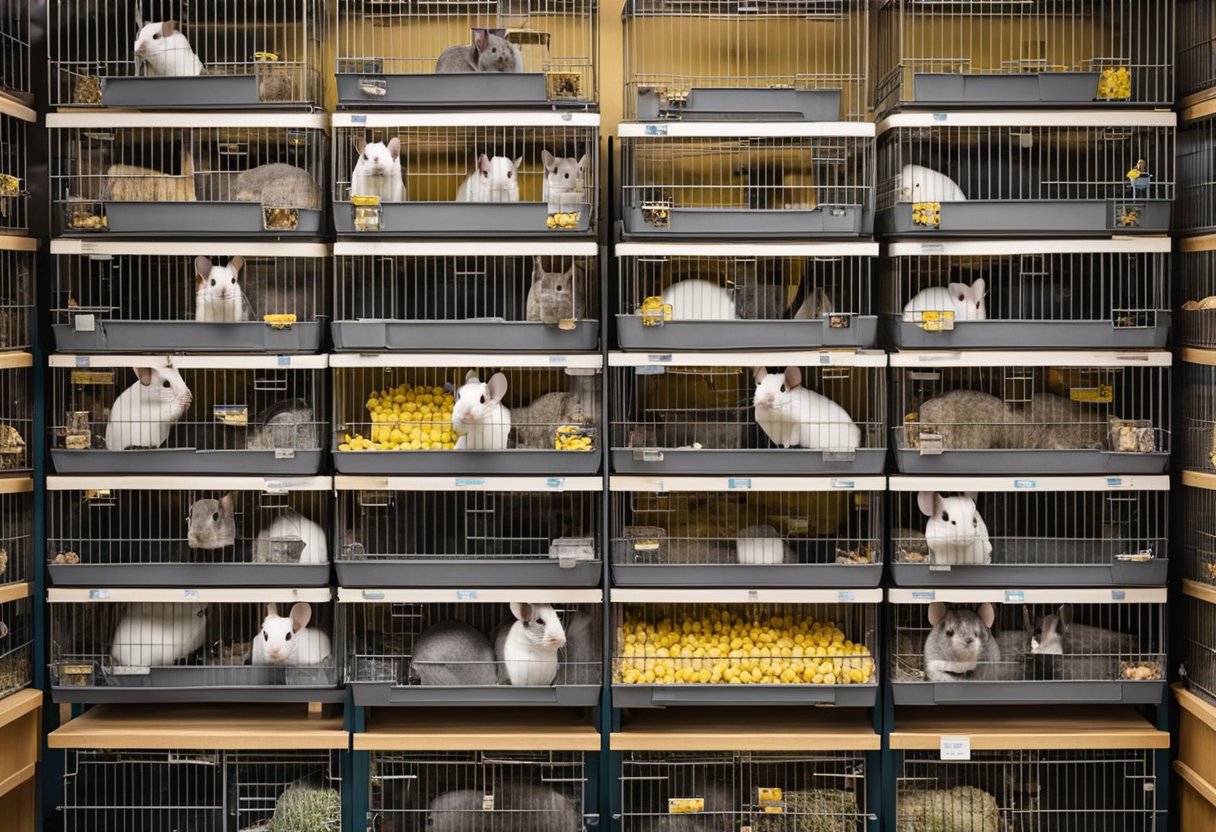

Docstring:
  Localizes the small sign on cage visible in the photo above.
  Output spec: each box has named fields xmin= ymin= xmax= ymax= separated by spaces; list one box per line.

xmin=1115 ymin=549 xmax=1154 ymax=562
xmin=642 ymin=200 xmax=673 ymax=227
xmin=253 ymin=536 xmax=306 ymax=564
xmin=214 ymin=404 xmax=249 ymax=427
xmin=64 ymin=411 xmax=92 ymax=450
xmin=918 ymin=309 xmax=955 ymax=332
xmin=916 ymin=432 xmax=944 ymax=456
xmin=481 ymin=794 xmax=495 ymax=812
xmin=912 ymin=201 xmax=941 ymax=227
xmin=65 ymin=202 xmax=108 ymax=231
xmin=549 ymin=536 xmax=595 ymax=567
xmin=546 ymin=211 xmax=581 ymax=230
xmin=263 ymin=206 xmax=301 ymax=232
xmin=1116 ymin=204 xmax=1143 ymax=228
xmin=668 ymin=798 xmax=706 ymax=815
xmin=59 ymin=664 xmax=94 ymax=685
xmin=352 ymin=195 xmax=383 ymax=232
xmin=638 ymin=296 xmax=673 ymax=326
xmin=1097 ymin=67 xmax=1133 ymax=100
xmin=1069 ymin=384 xmax=1114 ymax=403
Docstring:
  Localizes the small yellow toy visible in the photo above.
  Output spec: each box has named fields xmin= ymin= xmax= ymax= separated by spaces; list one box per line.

xmin=555 ymin=425 xmax=595 ymax=451
xmin=0 ymin=174 xmax=19 ymax=197
xmin=638 ymin=296 xmax=673 ymax=326
xmin=546 ymin=211 xmax=580 ymax=229
xmin=340 ymin=382 xmax=458 ymax=452
xmin=911 ymin=201 xmax=941 ymax=227
xmin=1097 ymin=66 xmax=1132 ymax=101
xmin=263 ymin=313 xmax=297 ymax=329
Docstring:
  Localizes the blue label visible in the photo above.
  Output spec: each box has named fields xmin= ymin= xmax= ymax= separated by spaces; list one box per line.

xmin=89 ymin=589 xmax=108 ymax=599
xmin=456 ymin=590 xmax=478 ymax=600
xmin=1005 ymin=590 xmax=1025 ymax=603
xmin=727 ymin=478 xmax=751 ymax=489
xmin=832 ymin=479 xmax=855 ymax=489
xmin=837 ymin=591 xmax=855 ymax=602
xmin=933 ymin=113 xmax=947 ymax=121
xmin=362 ymin=590 xmax=384 ymax=601
xmin=454 ymin=478 xmax=485 ymax=487
xmin=648 ymin=354 xmax=673 ymax=363
xmin=75 ymin=355 xmax=90 ymax=367
xmin=1013 ymin=480 xmax=1036 ymax=489
xmin=548 ymin=355 xmax=567 ymax=366
xmin=351 ymin=115 xmax=367 ymax=124
xmin=911 ymin=591 xmax=936 ymax=601
xmin=921 ymin=243 xmax=945 ymax=254
xmin=545 ymin=478 xmax=564 ymax=488
xmin=277 ymin=355 xmax=290 ymax=366
xmin=1107 ymin=477 xmax=1124 ymax=488
xmin=644 ymin=124 xmax=668 ymax=136
xmin=184 ymin=590 xmax=198 ymax=600
xmin=1112 ymin=590 xmax=1126 ymax=601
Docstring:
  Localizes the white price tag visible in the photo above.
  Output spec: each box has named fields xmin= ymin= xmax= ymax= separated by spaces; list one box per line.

xmin=940 ymin=737 xmax=971 ymax=760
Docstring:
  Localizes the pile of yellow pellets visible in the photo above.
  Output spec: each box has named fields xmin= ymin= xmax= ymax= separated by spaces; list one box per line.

xmin=339 ymin=382 xmax=458 ymax=451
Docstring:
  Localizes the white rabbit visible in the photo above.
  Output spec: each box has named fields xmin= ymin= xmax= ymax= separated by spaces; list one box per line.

xmin=735 ymin=524 xmax=792 ymax=565
xmin=104 ymin=366 xmax=193 ymax=451
xmin=661 ymin=279 xmax=737 ymax=320
xmin=494 ymin=602 xmax=566 ymax=686
xmin=752 ymin=366 xmax=862 ymax=452
xmin=133 ymin=20 xmax=203 ymax=77
xmin=919 ymin=491 xmax=993 ymax=566
xmin=194 ymin=256 xmax=247 ymax=322
xmin=451 ymin=371 xmax=512 ymax=449
xmin=110 ymin=602 xmax=207 ymax=667
xmin=350 ymin=136 xmax=404 ymax=202
xmin=251 ymin=602 xmax=332 ymax=667
xmin=252 ymin=510 xmax=327 ymax=565
xmin=903 ymin=279 xmax=986 ymax=322
xmin=456 ymin=154 xmax=523 ymax=202
xmin=899 ymin=163 xmax=967 ymax=203
xmin=541 ymin=150 xmax=588 ymax=209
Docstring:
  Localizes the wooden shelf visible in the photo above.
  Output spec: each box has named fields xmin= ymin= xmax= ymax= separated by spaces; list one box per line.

xmin=890 ymin=706 xmax=1167 ymax=751
xmin=354 ymin=708 xmax=600 ymax=752
xmin=0 ymin=690 xmax=39 ymax=730
xmin=0 ymin=690 xmax=40 ymax=805
xmin=48 ymin=704 xmax=347 ymax=751
xmin=610 ymin=707 xmax=879 ymax=752
xmin=0 ymin=584 xmax=30 ymax=606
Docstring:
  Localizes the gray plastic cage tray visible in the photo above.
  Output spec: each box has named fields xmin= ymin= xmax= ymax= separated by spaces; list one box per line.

xmin=53 ymin=321 xmax=324 ymax=354
xmin=615 ymin=316 xmax=878 ymax=350
xmin=333 ymin=449 xmax=601 ymax=476
xmin=350 ymin=681 xmax=601 ymax=707
xmin=612 ymin=682 xmax=877 ymax=708
xmin=336 ymin=72 xmax=551 ymax=108
xmin=610 ymin=448 xmax=887 ymax=476
xmin=53 ymin=665 xmax=343 ymax=704
xmin=636 ymin=87 xmax=842 ymax=121
xmin=893 ymin=448 xmax=1169 ymax=476
xmin=890 ymin=560 xmax=1168 ymax=588
xmin=610 ymin=563 xmax=882 ymax=588
xmin=877 ymin=202 xmax=1172 ymax=236
xmin=59 ymin=203 xmax=324 ymax=238
xmin=334 ymin=202 xmax=593 ymax=236
xmin=889 ymin=679 xmax=1165 ymax=706
xmin=888 ymin=317 xmax=1171 ymax=350
xmin=48 ymin=562 xmax=331 ymax=588
xmin=912 ymin=72 xmax=1103 ymax=106
xmin=51 ymin=448 xmax=325 ymax=476
xmin=331 ymin=320 xmax=599 ymax=352
xmin=335 ymin=559 xmax=601 ymax=588
xmin=101 ymin=75 xmax=296 ymax=109
xmin=624 ymin=205 xmax=870 ymax=238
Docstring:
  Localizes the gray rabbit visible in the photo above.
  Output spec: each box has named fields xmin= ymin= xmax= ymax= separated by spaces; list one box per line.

xmin=514 ymin=375 xmax=600 ymax=449
xmin=561 ymin=609 xmax=602 ymax=686
xmin=246 ymin=399 xmax=318 ymax=450
xmin=234 ymin=163 xmax=322 ymax=210
xmin=186 ymin=493 xmax=236 ymax=550
xmin=435 ymin=28 xmax=524 ymax=73
xmin=427 ymin=785 xmax=580 ymax=832
xmin=409 ymin=621 xmax=497 ymax=686
xmin=923 ymin=602 xmax=1001 ymax=681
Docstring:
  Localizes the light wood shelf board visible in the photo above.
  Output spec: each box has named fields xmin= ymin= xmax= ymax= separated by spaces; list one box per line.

xmin=0 ymin=762 xmax=34 ymax=802
xmin=355 ymin=709 xmax=600 ymax=752
xmin=1176 ymin=684 xmax=1216 ymax=735
xmin=0 ymin=690 xmax=40 ymax=729
xmin=890 ymin=707 xmax=1167 ymax=751
xmin=610 ymin=707 xmax=878 ymax=752
xmin=1176 ymin=760 xmax=1216 ymax=810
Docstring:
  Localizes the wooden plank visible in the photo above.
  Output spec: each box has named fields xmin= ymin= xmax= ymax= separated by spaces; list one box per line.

xmin=610 ymin=707 xmax=879 ymax=751
xmin=1184 ymin=580 xmax=1216 ymax=606
xmin=0 ymin=584 xmax=30 ymax=606
xmin=1182 ymin=93 xmax=1216 ymax=123
xmin=1176 ymin=684 xmax=1216 ymax=790
xmin=889 ymin=707 xmax=1167 ymax=751
xmin=0 ymin=762 xmax=34 ymax=801
xmin=355 ymin=709 xmax=600 ymax=752
xmin=1176 ymin=761 xmax=1216 ymax=810
xmin=0 ymin=775 xmax=34 ymax=832
xmin=0 ymin=690 xmax=40 ymax=729
xmin=1182 ymin=349 xmax=1216 ymax=369
xmin=1181 ymin=234 xmax=1216 ymax=253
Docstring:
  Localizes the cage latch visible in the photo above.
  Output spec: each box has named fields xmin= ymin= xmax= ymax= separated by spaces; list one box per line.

xmin=822 ymin=450 xmax=857 ymax=463
xmin=633 ymin=448 xmax=665 ymax=462
xmin=549 ymin=536 xmax=595 ymax=568
xmin=917 ymin=433 xmax=944 ymax=456
xmin=358 ymin=78 xmax=388 ymax=98
xmin=72 ymin=313 xmax=97 ymax=333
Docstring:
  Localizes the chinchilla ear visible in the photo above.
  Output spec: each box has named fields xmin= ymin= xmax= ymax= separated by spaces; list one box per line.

xmin=486 ymin=373 xmax=509 ymax=404
xmin=752 ymin=367 xmax=769 ymax=384
xmin=134 ymin=367 xmax=155 ymax=386
xmin=352 ymin=134 xmax=367 ymax=154
xmin=927 ymin=602 xmax=947 ymax=626
xmin=977 ymin=603 xmax=996 ymax=629
xmin=542 ymin=150 xmax=556 ymax=170
xmin=917 ymin=491 xmax=940 ymax=518
xmin=471 ymin=28 xmax=490 ymax=51
xmin=228 ymin=256 xmax=245 ymax=276
xmin=1058 ymin=604 xmax=1073 ymax=631
xmin=783 ymin=366 xmax=803 ymax=389
xmin=511 ymin=602 xmax=533 ymax=622
xmin=194 ymin=256 xmax=212 ymax=280
xmin=289 ymin=603 xmax=312 ymax=633
xmin=512 ymin=156 xmax=524 ymax=170
xmin=387 ymin=137 xmax=401 ymax=160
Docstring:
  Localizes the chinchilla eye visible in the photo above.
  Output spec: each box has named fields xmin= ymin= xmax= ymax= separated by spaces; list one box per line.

xmin=957 ymin=294 xmax=964 ymax=301
xmin=564 ymin=173 xmax=570 ymax=179
xmin=212 ymin=512 xmax=218 ymax=522
xmin=941 ymin=511 xmax=949 ymax=522
xmin=285 ymin=633 xmax=292 ymax=641
xmin=976 ymin=302 xmax=981 ymax=309
xmin=263 ymin=631 xmax=269 ymax=641
xmin=162 ymin=380 xmax=171 ymax=389
xmin=479 ymin=395 xmax=486 ymax=404
xmin=507 ymin=171 xmax=514 ymax=179
xmin=210 ymin=278 xmax=216 ymax=286
xmin=945 ymin=629 xmax=954 ymax=638
xmin=536 ymin=617 xmax=545 ymax=625
xmin=779 ymin=384 xmax=786 ymax=393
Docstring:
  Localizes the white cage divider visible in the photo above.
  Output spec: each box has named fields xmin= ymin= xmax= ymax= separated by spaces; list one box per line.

xmin=49 ymin=113 xmax=329 ymax=239
xmin=609 ymin=476 xmax=884 ymax=588
xmin=332 ymin=241 xmax=600 ymax=353
xmin=615 ymin=242 xmax=878 ymax=351
xmin=1179 ymin=238 xmax=1216 ymax=349
xmin=0 ymin=352 xmax=31 ymax=474
xmin=611 ymin=589 xmax=880 ymax=708
xmin=336 ymin=0 xmax=598 ymax=109
xmin=0 ymin=479 xmax=31 ymax=588
xmin=0 ymin=236 xmax=34 ymax=351
xmin=1180 ymin=113 xmax=1216 ymax=236
xmin=0 ymin=1 xmax=29 ymax=99
xmin=48 ymin=353 xmax=329 ymax=477
xmin=0 ymin=102 xmax=32 ymax=235
xmin=46 ymin=475 xmax=333 ymax=588
xmin=1185 ymin=581 xmax=1216 ymax=706
xmin=49 ymin=587 xmax=341 ymax=704
xmin=609 ymin=351 xmax=887 ymax=476
xmin=873 ymin=0 xmax=1173 ymax=114
xmin=335 ymin=476 xmax=602 ymax=589
xmin=339 ymin=588 xmax=603 ymax=707
xmin=887 ymin=587 xmax=1167 ymax=706
xmin=623 ymin=0 xmax=868 ymax=122
xmin=1182 ymin=472 xmax=1216 ymax=587
xmin=875 ymin=112 xmax=1176 ymax=237
xmin=1181 ymin=350 xmax=1216 ymax=472
xmin=619 ymin=121 xmax=875 ymax=239
xmin=51 ymin=241 xmax=330 ymax=354
xmin=885 ymin=239 xmax=1171 ymax=350
xmin=49 ymin=0 xmax=325 ymax=110
xmin=331 ymin=353 xmax=603 ymax=476
xmin=1179 ymin=0 xmax=1216 ymax=103
xmin=889 ymin=475 xmax=1168 ymax=588
xmin=0 ymin=586 xmax=32 ymax=700
xmin=890 ymin=351 xmax=1171 ymax=476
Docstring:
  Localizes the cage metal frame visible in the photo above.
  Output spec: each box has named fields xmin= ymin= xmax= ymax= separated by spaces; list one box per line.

xmin=1179 ymin=112 xmax=1216 ymax=236
xmin=1182 ymin=471 xmax=1216 ymax=587
xmin=0 ymin=478 xmax=32 ymax=588
xmin=0 ymin=102 xmax=32 ymax=235
xmin=1178 ymin=0 xmax=1216 ymax=102
xmin=1185 ymin=581 xmax=1216 ymax=705
xmin=0 ymin=1 xmax=30 ymax=99
xmin=0 ymin=586 xmax=33 ymax=700
xmin=0 ymin=236 xmax=34 ymax=352
xmin=1180 ymin=350 xmax=1216 ymax=473
xmin=1179 ymin=238 xmax=1216 ymax=349
xmin=0 ymin=351 xmax=32 ymax=475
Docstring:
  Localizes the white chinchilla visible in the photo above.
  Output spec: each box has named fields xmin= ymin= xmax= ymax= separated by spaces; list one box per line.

xmin=252 ymin=510 xmax=328 ymax=565
xmin=903 ymin=279 xmax=986 ymax=322
xmin=899 ymin=163 xmax=967 ymax=203
xmin=104 ymin=366 xmax=193 ymax=451
xmin=919 ymin=491 xmax=993 ymax=565
xmin=110 ymin=602 xmax=207 ymax=667
xmin=541 ymin=150 xmax=588 ymax=209
xmin=494 ymin=602 xmax=566 ymax=686
xmin=661 ymin=279 xmax=738 ymax=321
xmin=194 ymin=255 xmax=248 ymax=322
xmin=434 ymin=27 xmax=524 ymax=73
xmin=923 ymin=602 xmax=1001 ymax=682
xmin=526 ymin=258 xmax=585 ymax=325
xmin=133 ymin=19 xmax=203 ymax=77
xmin=456 ymin=154 xmax=523 ymax=202
xmin=350 ymin=135 xmax=404 ymax=202
xmin=451 ymin=371 xmax=512 ymax=449
xmin=251 ymin=602 xmax=331 ymax=667
xmin=752 ymin=366 xmax=862 ymax=452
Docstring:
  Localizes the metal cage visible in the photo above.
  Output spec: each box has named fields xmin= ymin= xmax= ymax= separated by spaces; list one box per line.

xmin=608 ymin=351 xmax=887 ymax=476
xmin=1179 ymin=114 xmax=1216 ymax=236
xmin=890 ymin=351 xmax=1171 ymax=475
xmin=0 ymin=479 xmax=31 ymax=588
xmin=1180 ymin=243 xmax=1216 ymax=349
xmin=615 ymin=243 xmax=878 ymax=351
xmin=889 ymin=476 xmax=1168 ymax=588
xmin=340 ymin=590 xmax=603 ymax=706
xmin=620 ymin=122 xmax=875 ymax=239
xmin=0 ymin=107 xmax=29 ymax=234
xmin=48 ymin=588 xmax=341 ymax=703
xmin=0 ymin=239 xmax=34 ymax=351
xmin=331 ymin=355 xmax=602 ymax=476
xmin=611 ymin=591 xmax=880 ymax=708
xmin=888 ymin=588 xmax=1167 ymax=705
xmin=0 ymin=352 xmax=31 ymax=475
xmin=49 ymin=113 xmax=329 ymax=239
xmin=60 ymin=748 xmax=343 ymax=832
xmin=336 ymin=0 xmax=598 ymax=108
xmin=332 ymin=242 xmax=601 ymax=352
xmin=0 ymin=591 xmax=32 ymax=699
xmin=609 ymin=476 xmax=884 ymax=588
xmin=1182 ymin=354 xmax=1216 ymax=471
xmin=0 ymin=1 xmax=30 ymax=98
xmin=873 ymin=0 xmax=1173 ymax=114
xmin=46 ymin=476 xmax=333 ymax=587
xmin=885 ymin=239 xmax=1171 ymax=350
xmin=619 ymin=750 xmax=869 ymax=832
xmin=623 ymin=0 xmax=869 ymax=122
xmin=48 ymin=354 xmax=329 ymax=476
xmin=369 ymin=749 xmax=591 ymax=831
xmin=332 ymin=113 xmax=600 ymax=237
xmin=875 ymin=112 xmax=1176 ymax=237
xmin=335 ymin=476 xmax=602 ymax=588
xmin=1185 ymin=586 xmax=1216 ymax=705
xmin=1179 ymin=0 xmax=1216 ymax=101
xmin=1182 ymin=473 xmax=1216 ymax=587
xmin=50 ymin=241 xmax=330 ymax=353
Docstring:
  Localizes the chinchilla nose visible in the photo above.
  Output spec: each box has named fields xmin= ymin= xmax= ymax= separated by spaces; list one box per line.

xmin=964 ymin=637 xmax=974 ymax=645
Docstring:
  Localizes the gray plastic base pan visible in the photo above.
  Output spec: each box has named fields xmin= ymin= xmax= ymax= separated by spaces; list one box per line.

xmin=49 ymin=562 xmax=331 ymax=587
xmin=336 ymin=559 xmax=601 ymax=588
xmin=891 ymin=560 xmax=1168 ymax=588
xmin=611 ymin=563 xmax=881 ymax=588
xmin=616 ymin=316 xmax=878 ymax=350
xmin=54 ymin=321 xmax=324 ymax=353
xmin=332 ymin=320 xmax=599 ymax=352
xmin=636 ymin=87 xmax=842 ymax=121
xmin=889 ymin=680 xmax=1165 ymax=706
xmin=893 ymin=448 xmax=1169 ymax=475
xmin=612 ymin=683 xmax=877 ymax=708
xmin=101 ymin=75 xmax=292 ymax=109
xmin=610 ymin=448 xmax=886 ymax=475
xmin=624 ymin=205 xmax=870 ymax=238
xmin=53 ymin=684 xmax=345 ymax=704
xmin=334 ymin=449 xmax=601 ymax=476
xmin=334 ymin=202 xmax=593 ymax=236
xmin=53 ymin=665 xmax=342 ymax=704
xmin=888 ymin=318 xmax=1170 ymax=350
xmin=59 ymin=203 xmax=324 ymax=238
xmin=912 ymin=72 xmax=1102 ymax=106
xmin=336 ymin=72 xmax=551 ymax=108
xmin=52 ymin=448 xmax=324 ymax=476
xmin=877 ymin=201 xmax=1171 ymax=236
xmin=350 ymin=681 xmax=601 ymax=707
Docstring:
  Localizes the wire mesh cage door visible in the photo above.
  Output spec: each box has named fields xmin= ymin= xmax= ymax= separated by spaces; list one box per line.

xmin=1178 ymin=0 xmax=1216 ymax=101
xmin=0 ymin=242 xmax=32 ymax=351
xmin=1179 ymin=115 xmax=1216 ymax=236
xmin=49 ymin=0 xmax=325 ymax=109
xmin=1179 ymin=244 xmax=1216 ymax=349
xmin=336 ymin=0 xmax=599 ymax=108
xmin=0 ymin=353 xmax=31 ymax=474
xmin=1181 ymin=355 xmax=1216 ymax=473
xmin=0 ymin=110 xmax=29 ymax=234
xmin=0 ymin=479 xmax=31 ymax=587
xmin=0 ymin=593 xmax=32 ymax=699
xmin=332 ymin=243 xmax=600 ymax=352
xmin=1186 ymin=587 xmax=1216 ymax=705
xmin=0 ymin=2 xmax=30 ymax=98
xmin=1182 ymin=473 xmax=1216 ymax=586
xmin=335 ymin=478 xmax=602 ymax=588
